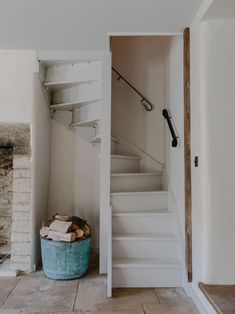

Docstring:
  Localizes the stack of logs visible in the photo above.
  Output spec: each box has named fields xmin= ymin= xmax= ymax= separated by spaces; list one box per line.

xmin=40 ymin=214 xmax=91 ymax=242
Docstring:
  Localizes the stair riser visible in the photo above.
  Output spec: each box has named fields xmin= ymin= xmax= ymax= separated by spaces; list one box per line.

xmin=111 ymin=158 xmax=140 ymax=173
xmin=112 ymin=215 xmax=175 ymax=234
xmin=45 ymin=61 xmax=102 ymax=82
xmin=111 ymin=175 xmax=162 ymax=193
xmin=112 ymin=268 xmax=182 ymax=288
xmin=52 ymin=81 xmax=102 ymax=104
xmin=111 ymin=192 xmax=168 ymax=212
xmin=112 ymin=239 xmax=178 ymax=259
xmin=73 ymin=102 xmax=101 ymax=124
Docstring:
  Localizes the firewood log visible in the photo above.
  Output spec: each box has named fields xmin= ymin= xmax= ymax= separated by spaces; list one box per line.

xmin=74 ymin=229 xmax=84 ymax=238
xmin=47 ymin=231 xmax=76 ymax=242
xmin=40 ymin=226 xmax=49 ymax=238
xmin=49 ymin=220 xmax=72 ymax=234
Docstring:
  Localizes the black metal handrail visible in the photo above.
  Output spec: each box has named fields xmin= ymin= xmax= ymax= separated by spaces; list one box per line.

xmin=112 ymin=67 xmax=153 ymax=111
xmin=162 ymin=109 xmax=178 ymax=147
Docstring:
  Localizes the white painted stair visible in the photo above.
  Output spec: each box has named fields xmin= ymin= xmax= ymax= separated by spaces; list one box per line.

xmin=39 ymin=58 xmax=102 ymax=130
xmin=110 ymin=153 xmax=182 ymax=288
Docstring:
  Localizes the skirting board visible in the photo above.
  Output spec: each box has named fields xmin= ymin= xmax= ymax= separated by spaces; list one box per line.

xmin=184 ymin=282 xmax=218 ymax=314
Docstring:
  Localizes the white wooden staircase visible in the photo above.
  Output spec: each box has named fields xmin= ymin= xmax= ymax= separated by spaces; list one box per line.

xmin=38 ymin=56 xmax=183 ymax=289
xmin=110 ymin=141 xmax=182 ymax=288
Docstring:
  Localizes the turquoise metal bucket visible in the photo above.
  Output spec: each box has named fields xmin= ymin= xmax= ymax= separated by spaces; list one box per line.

xmin=41 ymin=237 xmax=91 ymax=280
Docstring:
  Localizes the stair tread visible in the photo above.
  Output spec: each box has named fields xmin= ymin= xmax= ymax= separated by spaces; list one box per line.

xmin=50 ymin=98 xmax=101 ymax=110
xmin=44 ymin=78 xmax=99 ymax=90
xmin=111 ymin=172 xmax=162 ymax=177
xmin=112 ymin=257 xmax=181 ymax=268
xmin=111 ymin=154 xmax=141 ymax=160
xmin=112 ymin=209 xmax=174 ymax=216
xmin=112 ymin=233 xmax=177 ymax=241
xmin=111 ymin=191 xmax=168 ymax=196
xmin=70 ymin=118 xmax=100 ymax=128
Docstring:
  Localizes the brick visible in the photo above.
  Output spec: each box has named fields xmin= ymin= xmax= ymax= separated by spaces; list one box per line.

xmin=11 ymin=232 xmax=31 ymax=242
xmin=13 ymin=178 xmax=31 ymax=193
xmin=13 ymin=155 xmax=31 ymax=169
xmin=13 ymin=169 xmax=31 ymax=178
xmin=12 ymin=203 xmax=30 ymax=212
xmin=13 ymin=192 xmax=31 ymax=204
xmin=10 ymin=254 xmax=31 ymax=264
xmin=12 ymin=212 xmax=30 ymax=221
xmin=11 ymin=242 xmax=31 ymax=256
xmin=11 ymin=220 xmax=31 ymax=233
xmin=10 ymin=262 xmax=31 ymax=272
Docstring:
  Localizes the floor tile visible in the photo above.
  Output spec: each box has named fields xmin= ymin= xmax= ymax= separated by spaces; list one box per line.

xmin=0 ymin=277 xmax=20 ymax=307
xmin=74 ymin=274 xmax=158 ymax=312
xmin=1 ymin=275 xmax=79 ymax=312
xmin=0 ymin=278 xmax=20 ymax=292
xmin=199 ymin=283 xmax=235 ymax=314
xmin=143 ymin=303 xmax=200 ymax=314
xmin=156 ymin=287 xmax=192 ymax=304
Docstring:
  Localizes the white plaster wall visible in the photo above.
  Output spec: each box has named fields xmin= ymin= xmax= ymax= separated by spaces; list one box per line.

xmin=191 ymin=21 xmax=209 ymax=288
xmin=31 ymin=74 xmax=51 ymax=269
xmin=49 ymin=122 xmax=100 ymax=250
xmin=198 ymin=20 xmax=235 ymax=284
xmin=0 ymin=0 xmax=202 ymax=50
xmin=111 ymin=36 xmax=168 ymax=169
xmin=164 ymin=36 xmax=185 ymax=271
xmin=0 ymin=50 xmax=38 ymax=123
xmin=0 ymin=50 xmax=52 ymax=270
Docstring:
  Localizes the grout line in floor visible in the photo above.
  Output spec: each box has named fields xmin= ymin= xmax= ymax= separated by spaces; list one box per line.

xmin=155 ymin=288 xmax=161 ymax=303
xmin=0 ymin=277 xmax=21 ymax=308
xmin=72 ymin=279 xmax=80 ymax=311
xmin=142 ymin=303 xmax=147 ymax=314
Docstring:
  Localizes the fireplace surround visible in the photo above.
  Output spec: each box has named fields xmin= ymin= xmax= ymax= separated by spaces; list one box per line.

xmin=0 ymin=123 xmax=32 ymax=273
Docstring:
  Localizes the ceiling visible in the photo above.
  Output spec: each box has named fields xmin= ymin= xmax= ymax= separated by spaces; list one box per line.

xmin=0 ymin=0 xmax=203 ymax=50
xmin=204 ymin=0 xmax=235 ymax=20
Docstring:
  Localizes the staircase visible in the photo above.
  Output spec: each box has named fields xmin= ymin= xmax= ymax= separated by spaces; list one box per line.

xmin=38 ymin=56 xmax=182 ymax=289
xmin=110 ymin=144 xmax=182 ymax=287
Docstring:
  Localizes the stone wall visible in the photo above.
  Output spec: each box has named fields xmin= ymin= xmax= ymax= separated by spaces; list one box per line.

xmin=0 ymin=147 xmax=13 ymax=245
xmin=0 ymin=123 xmax=32 ymax=272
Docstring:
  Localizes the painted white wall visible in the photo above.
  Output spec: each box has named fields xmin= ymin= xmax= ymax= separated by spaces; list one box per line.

xmin=190 ymin=0 xmax=235 ymax=293
xmin=0 ymin=0 xmax=202 ymax=50
xmin=198 ymin=19 xmax=235 ymax=284
xmin=164 ymin=35 xmax=185 ymax=278
xmin=31 ymin=74 xmax=51 ymax=269
xmin=0 ymin=50 xmax=38 ymax=123
xmin=0 ymin=50 xmax=52 ymax=270
xmin=111 ymin=36 xmax=168 ymax=170
xmin=48 ymin=121 xmax=100 ymax=250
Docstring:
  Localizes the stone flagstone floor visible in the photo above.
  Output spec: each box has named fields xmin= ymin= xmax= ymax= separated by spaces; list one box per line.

xmin=0 ymin=255 xmax=200 ymax=314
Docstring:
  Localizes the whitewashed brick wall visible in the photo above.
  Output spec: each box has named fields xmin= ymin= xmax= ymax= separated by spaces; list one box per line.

xmin=11 ymin=154 xmax=32 ymax=272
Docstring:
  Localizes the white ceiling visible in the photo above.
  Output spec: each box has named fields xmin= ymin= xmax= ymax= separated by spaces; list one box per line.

xmin=204 ymin=0 xmax=235 ymax=20
xmin=0 ymin=0 xmax=202 ymax=50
